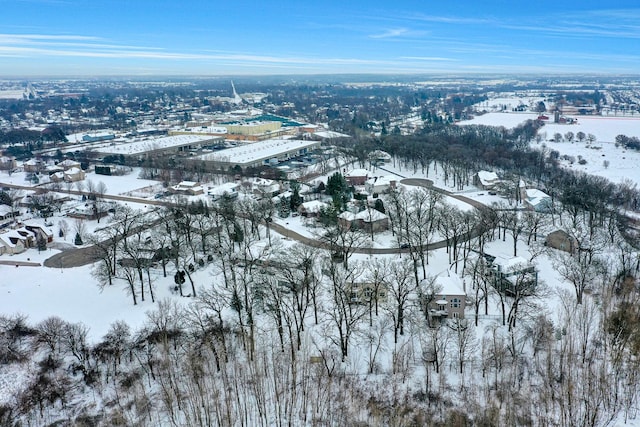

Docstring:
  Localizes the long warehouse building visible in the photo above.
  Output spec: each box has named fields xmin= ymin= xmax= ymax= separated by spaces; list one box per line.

xmin=195 ymin=138 xmax=321 ymax=170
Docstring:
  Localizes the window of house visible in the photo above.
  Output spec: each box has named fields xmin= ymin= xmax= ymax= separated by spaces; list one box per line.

xmin=452 ymin=312 xmax=459 ymax=319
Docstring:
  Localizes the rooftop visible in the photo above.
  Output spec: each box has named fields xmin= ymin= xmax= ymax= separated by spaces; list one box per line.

xmin=199 ymin=139 xmax=319 ymax=165
xmin=93 ymin=134 xmax=217 ymax=155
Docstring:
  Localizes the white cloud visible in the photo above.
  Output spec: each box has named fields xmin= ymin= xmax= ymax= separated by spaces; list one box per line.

xmin=369 ymin=28 xmax=410 ymax=39
xmin=400 ymin=56 xmax=458 ymax=62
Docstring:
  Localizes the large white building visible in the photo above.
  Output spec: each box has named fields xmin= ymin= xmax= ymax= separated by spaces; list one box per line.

xmin=196 ymin=138 xmax=321 ymax=170
xmin=91 ymin=134 xmax=222 ymax=158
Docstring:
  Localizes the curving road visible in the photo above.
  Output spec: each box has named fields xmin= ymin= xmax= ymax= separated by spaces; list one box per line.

xmin=37 ymin=177 xmax=486 ymax=268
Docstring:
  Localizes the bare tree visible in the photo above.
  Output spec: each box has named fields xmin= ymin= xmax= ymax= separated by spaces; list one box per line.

xmin=36 ymin=316 xmax=67 ymax=355
xmin=554 ymin=251 xmax=605 ymax=305
xmin=321 ymin=221 xmax=368 ymax=270
xmin=325 ymin=260 xmax=367 ymax=361
xmin=73 ymin=218 xmax=87 ymax=242
xmin=502 ymin=209 xmax=523 ymax=256
xmin=58 ymin=219 xmax=69 ymax=240
xmin=448 ymin=318 xmax=477 ymax=387
xmin=564 ymin=131 xmax=574 ymax=142
xmin=466 ymin=254 xmax=491 ymax=325
xmin=386 ymin=258 xmax=416 ymax=343
xmin=75 ymin=180 xmax=85 ymax=194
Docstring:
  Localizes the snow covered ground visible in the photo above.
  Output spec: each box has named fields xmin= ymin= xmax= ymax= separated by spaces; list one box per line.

xmin=1 ymin=97 xmax=636 ymax=346
xmin=1 ymin=98 xmax=640 ymax=423
xmin=0 ymin=246 xmax=196 ymax=342
xmin=461 ymin=111 xmax=640 ymax=186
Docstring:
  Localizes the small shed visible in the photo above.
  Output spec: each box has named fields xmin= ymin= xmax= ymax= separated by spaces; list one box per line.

xmin=545 ymin=230 xmax=578 ymax=254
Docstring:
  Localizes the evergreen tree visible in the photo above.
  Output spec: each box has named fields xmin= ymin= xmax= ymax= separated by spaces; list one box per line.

xmin=37 ymin=235 xmax=47 ymax=252
xmin=279 ymin=197 xmax=291 ymax=218
xmin=74 ymin=232 xmax=83 ymax=246
xmin=326 ymin=172 xmax=348 ymax=196
xmin=289 ymin=181 xmax=303 ymax=211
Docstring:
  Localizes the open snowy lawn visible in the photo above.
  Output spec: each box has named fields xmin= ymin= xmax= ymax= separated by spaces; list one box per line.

xmin=541 ymin=115 xmax=640 ymax=143
xmin=459 ymin=108 xmax=640 ymax=186
xmin=83 ymin=169 xmax=161 ymax=196
xmin=0 ymin=247 xmax=223 ymax=342
xmin=462 ymin=111 xmax=540 ymax=127
xmin=541 ymin=139 xmax=640 ymax=185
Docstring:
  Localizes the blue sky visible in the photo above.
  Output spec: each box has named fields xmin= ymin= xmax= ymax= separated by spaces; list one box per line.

xmin=1 ymin=0 xmax=640 ymax=76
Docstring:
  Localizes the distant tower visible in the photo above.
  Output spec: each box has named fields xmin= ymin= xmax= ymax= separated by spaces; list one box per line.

xmin=25 ymin=82 xmax=36 ymax=99
xmin=230 ymin=80 xmax=243 ymax=104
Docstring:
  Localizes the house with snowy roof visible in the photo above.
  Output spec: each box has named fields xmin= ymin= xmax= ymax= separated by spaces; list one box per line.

xmin=170 ymin=181 xmax=204 ymax=195
xmin=0 ymin=156 xmax=16 ymax=171
xmin=0 ymin=231 xmax=26 ymax=255
xmin=344 ymin=169 xmax=370 ymax=186
xmin=489 ymin=255 xmax=537 ymax=296
xmin=252 ymin=178 xmax=280 ymax=197
xmin=49 ymin=171 xmax=65 ymax=183
xmin=368 ymin=150 xmax=392 ymax=166
xmin=23 ymin=221 xmax=54 ymax=243
xmin=365 ymin=175 xmax=397 ymax=195
xmin=209 ymin=182 xmax=240 ymax=200
xmin=424 ymin=272 xmax=467 ymax=321
xmin=23 ymin=158 xmax=43 ymax=173
xmin=57 ymin=159 xmax=81 ymax=171
xmin=298 ymin=200 xmax=329 ymax=218
xmin=522 ymin=188 xmax=552 ymax=212
xmin=64 ymin=167 xmax=85 ymax=182
xmin=474 ymin=170 xmax=500 ymax=190
xmin=338 ymin=208 xmax=389 ymax=233
xmin=0 ymin=205 xmax=19 ymax=221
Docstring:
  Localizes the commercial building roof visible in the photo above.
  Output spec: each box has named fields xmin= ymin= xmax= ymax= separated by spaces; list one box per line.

xmin=92 ymin=134 xmax=218 ymax=156
xmin=199 ymin=139 xmax=320 ymax=167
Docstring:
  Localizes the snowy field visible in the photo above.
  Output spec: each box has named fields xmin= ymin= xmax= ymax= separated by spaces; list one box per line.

xmin=461 ymin=111 xmax=640 ymax=186
xmin=0 ymin=246 xmax=212 ymax=342
xmin=0 ymin=90 xmax=25 ymax=100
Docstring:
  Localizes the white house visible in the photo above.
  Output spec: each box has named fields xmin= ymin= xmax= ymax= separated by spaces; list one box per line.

xmin=522 ymin=188 xmax=552 ymax=212
xmin=365 ymin=175 xmax=397 ymax=194
xmin=171 ymin=181 xmax=204 ymax=195
xmin=0 ymin=231 xmax=27 ymax=254
xmin=209 ymin=182 xmax=240 ymax=200
xmin=252 ymin=178 xmax=280 ymax=197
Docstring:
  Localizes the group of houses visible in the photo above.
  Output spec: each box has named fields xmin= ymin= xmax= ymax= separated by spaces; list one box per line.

xmin=0 ymin=222 xmax=53 ymax=255
xmin=476 ymin=170 xmax=552 ymax=212
xmin=23 ymin=158 xmax=86 ymax=183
